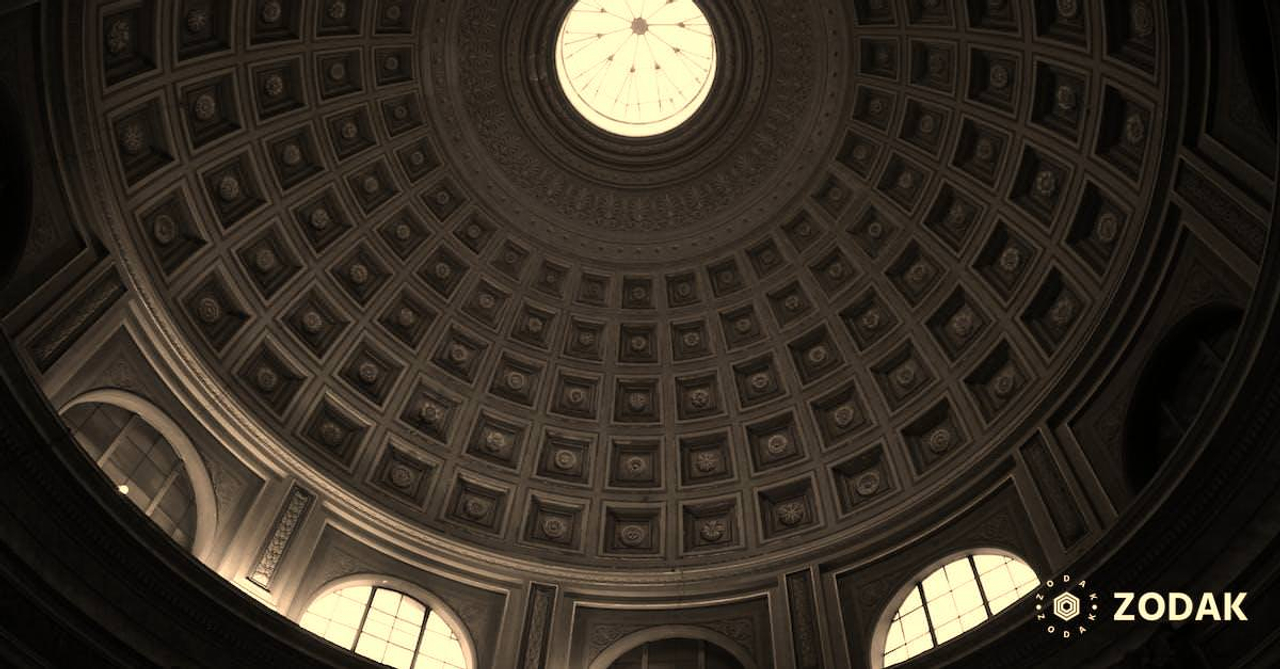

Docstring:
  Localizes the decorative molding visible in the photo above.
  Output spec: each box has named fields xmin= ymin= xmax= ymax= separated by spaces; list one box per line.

xmin=28 ymin=267 xmax=125 ymax=372
xmin=519 ymin=583 xmax=556 ymax=669
xmin=248 ymin=484 xmax=315 ymax=590
xmin=787 ymin=570 xmax=822 ymax=669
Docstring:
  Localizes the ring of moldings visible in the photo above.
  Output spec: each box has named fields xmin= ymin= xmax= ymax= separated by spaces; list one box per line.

xmin=438 ymin=0 xmax=835 ymax=259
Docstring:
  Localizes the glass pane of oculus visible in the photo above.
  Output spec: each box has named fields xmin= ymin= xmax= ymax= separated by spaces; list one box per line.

xmin=555 ymin=0 xmax=716 ymax=137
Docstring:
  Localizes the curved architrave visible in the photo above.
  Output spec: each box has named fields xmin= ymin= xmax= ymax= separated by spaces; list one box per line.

xmin=294 ymin=572 xmax=479 ymax=669
xmin=867 ymin=548 xmax=1037 ymax=669
xmin=588 ymin=625 xmax=758 ymax=669
xmin=60 ymin=389 xmax=218 ymax=563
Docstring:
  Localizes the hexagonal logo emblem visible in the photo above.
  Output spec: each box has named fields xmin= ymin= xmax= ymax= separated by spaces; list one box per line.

xmin=1035 ymin=573 xmax=1100 ymax=640
xmin=1053 ymin=592 xmax=1081 ymax=622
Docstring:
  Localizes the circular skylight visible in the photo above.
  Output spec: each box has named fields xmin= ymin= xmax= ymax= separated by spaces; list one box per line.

xmin=555 ymin=0 xmax=717 ymax=137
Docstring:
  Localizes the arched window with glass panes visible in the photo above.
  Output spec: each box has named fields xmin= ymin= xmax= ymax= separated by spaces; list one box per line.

xmin=876 ymin=552 xmax=1039 ymax=668
xmin=61 ymin=400 xmax=201 ymax=549
xmin=300 ymin=582 xmax=471 ymax=669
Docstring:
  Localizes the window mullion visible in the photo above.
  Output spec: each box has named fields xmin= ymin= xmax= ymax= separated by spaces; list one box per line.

xmin=969 ymin=556 xmax=994 ymax=618
xmin=144 ymin=466 xmax=181 ymax=516
xmin=408 ymin=607 xmax=430 ymax=669
xmin=353 ymin=587 xmax=377 ymax=651
xmin=916 ymin=582 xmax=937 ymax=647
xmin=97 ymin=414 xmax=142 ymax=467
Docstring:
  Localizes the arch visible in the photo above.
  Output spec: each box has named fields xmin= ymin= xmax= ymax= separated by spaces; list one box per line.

xmin=1124 ymin=304 xmax=1243 ymax=492
xmin=60 ymin=389 xmax=218 ymax=561
xmin=869 ymin=549 xmax=1040 ymax=669
xmin=297 ymin=573 xmax=478 ymax=669
xmin=589 ymin=625 xmax=757 ymax=669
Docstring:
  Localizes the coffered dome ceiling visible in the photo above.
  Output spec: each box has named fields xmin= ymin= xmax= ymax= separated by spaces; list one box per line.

xmin=68 ymin=0 xmax=1172 ymax=577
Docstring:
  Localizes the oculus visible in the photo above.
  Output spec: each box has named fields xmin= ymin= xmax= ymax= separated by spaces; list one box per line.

xmin=554 ymin=0 xmax=716 ymax=137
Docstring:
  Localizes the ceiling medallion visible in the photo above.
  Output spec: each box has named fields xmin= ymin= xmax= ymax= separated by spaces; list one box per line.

xmin=555 ymin=0 xmax=717 ymax=137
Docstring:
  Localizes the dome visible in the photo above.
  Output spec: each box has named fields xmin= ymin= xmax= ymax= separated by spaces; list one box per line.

xmin=0 ymin=0 xmax=1277 ymax=667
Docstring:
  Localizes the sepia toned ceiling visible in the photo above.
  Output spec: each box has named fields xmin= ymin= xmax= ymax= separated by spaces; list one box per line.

xmin=66 ymin=0 xmax=1174 ymax=575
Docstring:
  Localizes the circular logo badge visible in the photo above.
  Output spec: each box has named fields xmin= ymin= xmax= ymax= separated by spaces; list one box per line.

xmin=1035 ymin=574 xmax=1100 ymax=639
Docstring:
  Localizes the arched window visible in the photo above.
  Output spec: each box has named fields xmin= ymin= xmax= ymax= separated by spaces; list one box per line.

xmin=301 ymin=584 xmax=469 ymax=669
xmin=1125 ymin=305 xmax=1242 ymax=492
xmin=878 ymin=553 xmax=1039 ymax=668
xmin=62 ymin=401 xmax=200 ymax=549
xmin=609 ymin=638 xmax=744 ymax=669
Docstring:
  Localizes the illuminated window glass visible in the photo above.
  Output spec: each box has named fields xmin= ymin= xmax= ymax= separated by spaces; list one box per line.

xmin=881 ymin=554 xmax=1038 ymax=667
xmin=301 ymin=585 xmax=468 ymax=669
xmin=555 ymin=0 xmax=716 ymax=137
xmin=62 ymin=402 xmax=198 ymax=549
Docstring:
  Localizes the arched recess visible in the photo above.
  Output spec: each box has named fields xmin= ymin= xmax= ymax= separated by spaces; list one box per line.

xmin=868 ymin=549 xmax=1040 ymax=669
xmin=589 ymin=625 xmax=757 ymax=669
xmin=60 ymin=389 xmax=218 ymax=562
xmin=295 ymin=573 xmax=478 ymax=669
xmin=0 ymin=81 xmax=31 ymax=288
xmin=1124 ymin=304 xmax=1243 ymax=493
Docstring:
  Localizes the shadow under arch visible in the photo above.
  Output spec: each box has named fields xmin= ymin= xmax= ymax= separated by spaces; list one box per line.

xmin=1123 ymin=303 xmax=1243 ymax=494
xmin=589 ymin=624 xmax=758 ymax=669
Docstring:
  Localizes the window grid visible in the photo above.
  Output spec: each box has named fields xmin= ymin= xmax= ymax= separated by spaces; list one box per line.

xmin=882 ymin=554 xmax=1039 ymax=667
xmin=301 ymin=586 xmax=467 ymax=669
xmin=63 ymin=403 xmax=198 ymax=548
